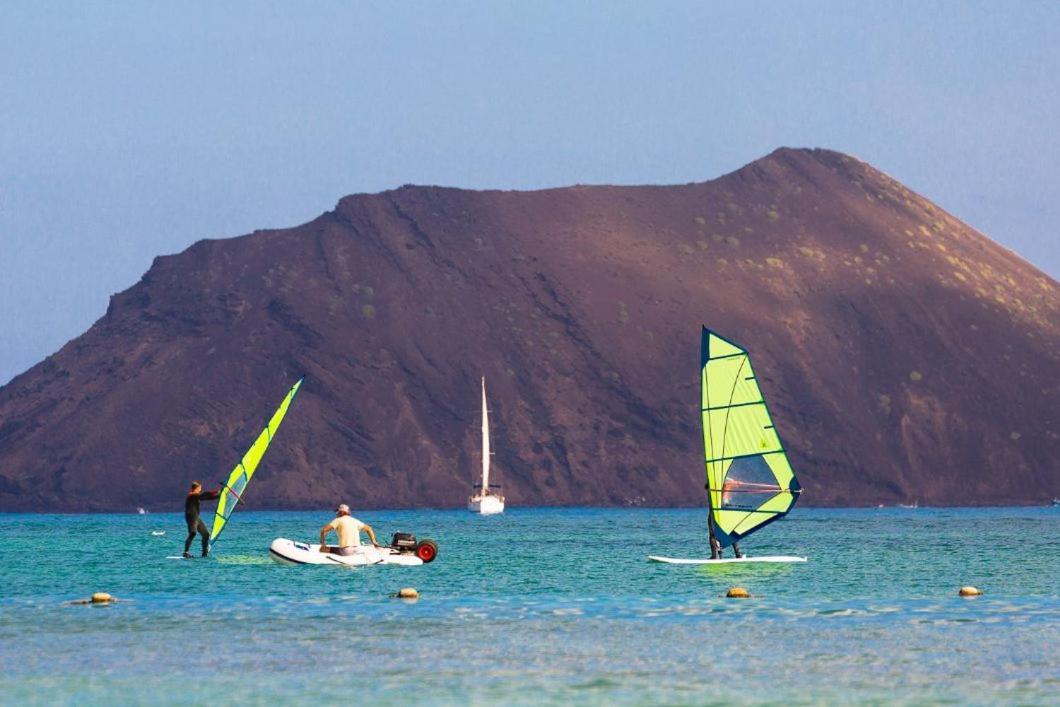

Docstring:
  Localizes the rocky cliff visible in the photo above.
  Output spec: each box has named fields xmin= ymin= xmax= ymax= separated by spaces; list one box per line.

xmin=1 ymin=148 xmax=1057 ymax=511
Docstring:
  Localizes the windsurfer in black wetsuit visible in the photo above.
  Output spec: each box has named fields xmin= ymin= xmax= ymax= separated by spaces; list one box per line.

xmin=707 ymin=513 xmax=743 ymax=559
xmin=184 ymin=481 xmax=221 ymax=558
xmin=707 ymin=482 xmax=743 ymax=559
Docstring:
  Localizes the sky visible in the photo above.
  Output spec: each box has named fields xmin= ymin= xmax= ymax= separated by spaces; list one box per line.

xmin=1 ymin=1 xmax=1058 ymax=384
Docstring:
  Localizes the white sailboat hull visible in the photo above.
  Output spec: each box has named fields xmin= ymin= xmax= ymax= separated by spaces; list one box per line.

xmin=648 ymin=554 xmax=807 ymax=565
xmin=467 ymin=494 xmax=505 ymax=515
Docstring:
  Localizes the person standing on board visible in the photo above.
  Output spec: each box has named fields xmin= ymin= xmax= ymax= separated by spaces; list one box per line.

xmin=184 ymin=481 xmax=222 ymax=558
xmin=707 ymin=513 xmax=743 ymax=559
xmin=320 ymin=504 xmax=379 ymax=555
xmin=707 ymin=481 xmax=743 ymax=559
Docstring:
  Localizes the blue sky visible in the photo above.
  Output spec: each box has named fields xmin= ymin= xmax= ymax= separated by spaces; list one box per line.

xmin=2 ymin=2 xmax=1058 ymax=384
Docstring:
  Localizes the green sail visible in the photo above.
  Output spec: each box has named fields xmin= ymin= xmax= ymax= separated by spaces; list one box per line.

xmin=701 ymin=328 xmax=800 ymax=547
xmin=210 ymin=378 xmax=304 ymax=544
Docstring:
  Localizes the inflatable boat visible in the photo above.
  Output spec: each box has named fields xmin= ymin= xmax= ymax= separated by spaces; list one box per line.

xmin=268 ymin=533 xmax=438 ymax=567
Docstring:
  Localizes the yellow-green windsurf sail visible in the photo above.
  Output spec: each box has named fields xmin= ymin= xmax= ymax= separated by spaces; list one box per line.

xmin=701 ymin=328 xmax=800 ymax=547
xmin=210 ymin=377 xmax=304 ymax=544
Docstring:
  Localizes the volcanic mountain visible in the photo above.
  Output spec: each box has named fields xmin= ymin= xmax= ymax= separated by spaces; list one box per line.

xmin=1 ymin=148 xmax=1057 ymax=512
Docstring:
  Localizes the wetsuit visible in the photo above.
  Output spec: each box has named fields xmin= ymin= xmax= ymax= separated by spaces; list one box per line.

xmin=184 ymin=489 xmax=221 ymax=556
xmin=706 ymin=489 xmax=742 ymax=559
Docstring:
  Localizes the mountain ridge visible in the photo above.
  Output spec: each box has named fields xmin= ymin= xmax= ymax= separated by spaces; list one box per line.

xmin=1 ymin=147 xmax=1057 ymax=511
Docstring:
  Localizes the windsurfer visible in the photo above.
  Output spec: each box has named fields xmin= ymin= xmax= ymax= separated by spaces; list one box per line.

xmin=184 ymin=481 xmax=221 ymax=558
xmin=320 ymin=504 xmax=378 ymax=555
xmin=707 ymin=481 xmax=743 ymax=559
xmin=707 ymin=513 xmax=743 ymax=559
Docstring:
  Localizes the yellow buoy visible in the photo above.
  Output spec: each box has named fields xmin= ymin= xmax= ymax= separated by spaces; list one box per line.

xmin=68 ymin=592 xmax=116 ymax=605
xmin=958 ymin=586 xmax=982 ymax=597
xmin=395 ymin=587 xmax=419 ymax=600
xmin=726 ymin=587 xmax=750 ymax=598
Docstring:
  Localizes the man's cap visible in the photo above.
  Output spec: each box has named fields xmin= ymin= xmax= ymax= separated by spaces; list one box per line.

xmin=336 ymin=503 xmax=350 ymax=513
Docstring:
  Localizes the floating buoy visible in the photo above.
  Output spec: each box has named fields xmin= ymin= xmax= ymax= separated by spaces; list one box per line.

xmin=68 ymin=592 xmax=117 ymax=605
xmin=958 ymin=586 xmax=982 ymax=597
xmin=393 ymin=587 xmax=419 ymax=600
xmin=726 ymin=587 xmax=750 ymax=598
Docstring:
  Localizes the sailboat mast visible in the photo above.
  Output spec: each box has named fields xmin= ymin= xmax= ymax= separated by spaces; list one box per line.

xmin=481 ymin=377 xmax=491 ymax=494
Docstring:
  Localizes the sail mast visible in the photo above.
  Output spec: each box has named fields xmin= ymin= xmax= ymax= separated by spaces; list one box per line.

xmin=481 ymin=377 xmax=490 ymax=493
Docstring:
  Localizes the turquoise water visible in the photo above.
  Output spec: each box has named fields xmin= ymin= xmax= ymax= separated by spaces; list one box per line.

xmin=1 ymin=507 xmax=1057 ymax=705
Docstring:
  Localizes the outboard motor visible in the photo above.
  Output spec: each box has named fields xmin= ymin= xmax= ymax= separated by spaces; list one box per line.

xmin=391 ymin=532 xmax=417 ymax=550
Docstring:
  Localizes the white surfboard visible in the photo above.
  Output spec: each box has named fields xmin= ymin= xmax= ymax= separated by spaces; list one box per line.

xmin=648 ymin=555 xmax=807 ymax=564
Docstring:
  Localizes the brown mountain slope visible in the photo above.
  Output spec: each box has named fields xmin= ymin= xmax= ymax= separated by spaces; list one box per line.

xmin=0 ymin=148 xmax=1057 ymax=511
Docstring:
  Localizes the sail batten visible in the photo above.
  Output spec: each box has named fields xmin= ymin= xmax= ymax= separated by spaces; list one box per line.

xmin=702 ymin=399 xmax=766 ymax=412
xmin=701 ymin=328 xmax=800 ymax=547
xmin=210 ymin=377 xmax=304 ymax=545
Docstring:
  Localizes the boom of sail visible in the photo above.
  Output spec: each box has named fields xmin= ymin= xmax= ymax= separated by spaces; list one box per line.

xmin=701 ymin=328 xmax=800 ymax=547
xmin=210 ymin=377 xmax=304 ymax=544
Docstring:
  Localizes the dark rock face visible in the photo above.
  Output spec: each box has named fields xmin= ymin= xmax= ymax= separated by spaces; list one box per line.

xmin=1 ymin=148 xmax=1057 ymax=512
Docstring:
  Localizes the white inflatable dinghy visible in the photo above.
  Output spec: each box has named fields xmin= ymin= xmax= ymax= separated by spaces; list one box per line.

xmin=268 ymin=535 xmax=438 ymax=567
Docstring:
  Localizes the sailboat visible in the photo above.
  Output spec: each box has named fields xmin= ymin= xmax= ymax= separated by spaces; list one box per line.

xmin=468 ymin=377 xmax=505 ymax=515
xmin=649 ymin=328 xmax=805 ymax=564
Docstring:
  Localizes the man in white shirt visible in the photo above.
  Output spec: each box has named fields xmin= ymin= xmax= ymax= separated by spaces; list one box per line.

xmin=319 ymin=504 xmax=378 ymax=555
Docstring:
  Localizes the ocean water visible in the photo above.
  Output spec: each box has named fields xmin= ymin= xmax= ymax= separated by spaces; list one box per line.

xmin=0 ymin=507 xmax=1057 ymax=705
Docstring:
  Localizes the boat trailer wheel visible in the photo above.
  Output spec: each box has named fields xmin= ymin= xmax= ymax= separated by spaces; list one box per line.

xmin=415 ymin=539 xmax=438 ymax=563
